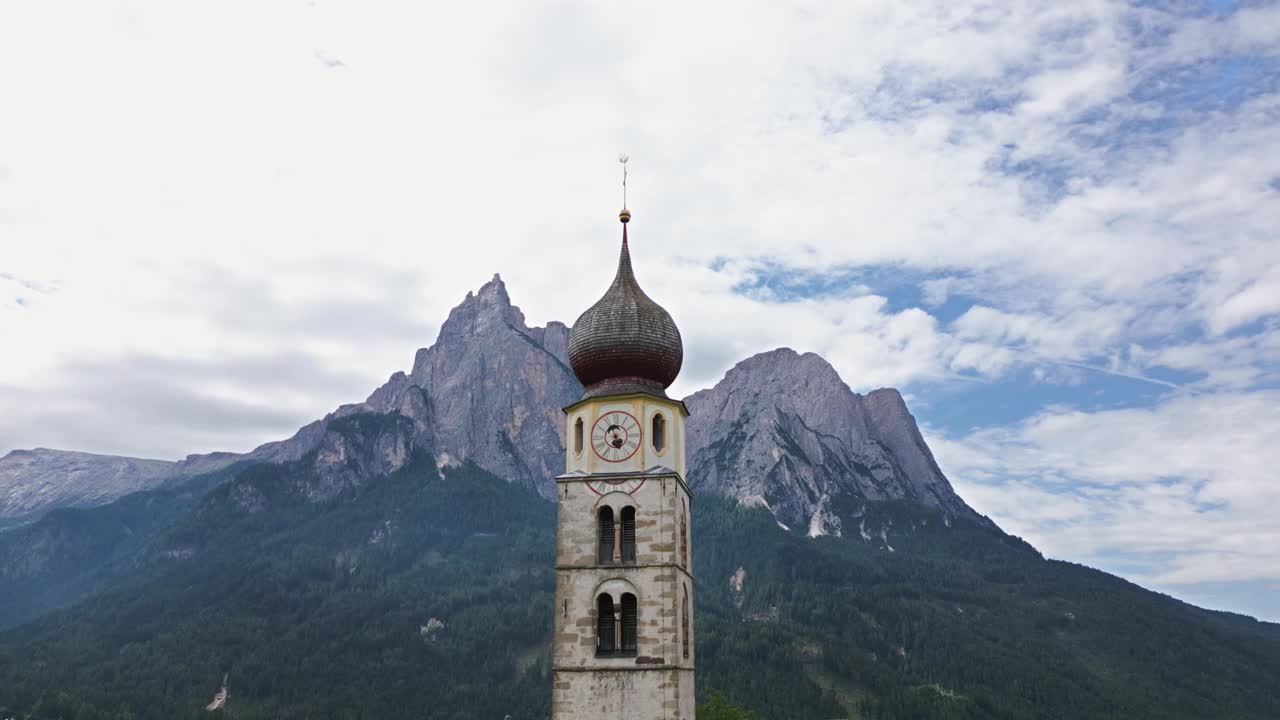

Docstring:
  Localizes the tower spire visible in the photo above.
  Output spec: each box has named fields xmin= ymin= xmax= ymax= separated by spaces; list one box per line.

xmin=618 ymin=153 xmax=631 ymax=225
xmin=567 ymin=153 xmax=683 ymax=401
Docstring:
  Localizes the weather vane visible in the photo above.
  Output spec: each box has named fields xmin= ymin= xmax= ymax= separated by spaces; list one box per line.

xmin=618 ymin=153 xmax=631 ymax=223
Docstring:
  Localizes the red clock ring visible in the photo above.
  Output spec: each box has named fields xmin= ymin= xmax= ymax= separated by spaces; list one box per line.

xmin=590 ymin=410 xmax=643 ymax=463
xmin=586 ymin=477 xmax=646 ymax=496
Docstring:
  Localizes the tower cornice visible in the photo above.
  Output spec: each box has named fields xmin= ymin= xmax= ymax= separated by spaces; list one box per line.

xmin=555 ymin=469 xmax=694 ymax=498
xmin=562 ymin=391 xmax=689 ymax=417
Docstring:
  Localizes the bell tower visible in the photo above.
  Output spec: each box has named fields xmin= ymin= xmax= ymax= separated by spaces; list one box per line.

xmin=552 ymin=202 xmax=696 ymax=720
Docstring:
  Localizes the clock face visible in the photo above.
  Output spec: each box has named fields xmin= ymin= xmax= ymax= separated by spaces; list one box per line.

xmin=591 ymin=410 xmax=642 ymax=463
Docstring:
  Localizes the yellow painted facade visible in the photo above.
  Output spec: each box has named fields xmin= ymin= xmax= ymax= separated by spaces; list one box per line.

xmin=563 ymin=394 xmax=689 ymax=478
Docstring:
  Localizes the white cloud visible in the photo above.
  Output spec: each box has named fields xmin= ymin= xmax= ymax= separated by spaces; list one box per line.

xmin=0 ymin=1 xmax=1271 ymax=415
xmin=0 ymin=0 xmax=1277 ymax=611
xmin=932 ymin=390 xmax=1280 ymax=601
xmin=951 ymin=304 xmax=1133 ymax=361
xmin=1204 ymin=264 xmax=1280 ymax=336
xmin=0 ymin=0 xmax=1271 ymax=418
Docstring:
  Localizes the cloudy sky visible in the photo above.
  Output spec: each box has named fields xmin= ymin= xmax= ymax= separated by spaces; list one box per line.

xmin=2 ymin=1 xmax=1278 ymax=620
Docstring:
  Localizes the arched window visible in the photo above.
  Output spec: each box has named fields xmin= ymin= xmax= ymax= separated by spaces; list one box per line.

xmin=574 ymin=417 xmax=584 ymax=455
xmin=596 ymin=594 xmax=616 ymax=655
xmin=598 ymin=507 xmax=615 ymax=564
xmin=620 ymin=506 xmax=636 ymax=563
xmin=680 ymin=500 xmax=688 ymax=567
xmin=620 ymin=593 xmax=638 ymax=654
xmin=651 ymin=413 xmax=666 ymax=453
xmin=681 ymin=585 xmax=690 ymax=659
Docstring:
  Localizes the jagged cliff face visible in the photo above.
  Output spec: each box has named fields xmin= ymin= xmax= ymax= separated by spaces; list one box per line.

xmin=361 ymin=275 xmax=581 ymax=498
xmin=221 ymin=275 xmax=583 ymax=504
xmin=229 ymin=272 xmax=581 ymax=499
xmin=236 ymin=274 xmax=582 ymax=502
xmin=685 ymin=348 xmax=978 ymax=531
xmin=221 ymin=413 xmax=420 ymax=513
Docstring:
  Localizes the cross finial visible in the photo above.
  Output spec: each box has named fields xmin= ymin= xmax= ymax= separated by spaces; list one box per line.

xmin=618 ymin=153 xmax=630 ymax=223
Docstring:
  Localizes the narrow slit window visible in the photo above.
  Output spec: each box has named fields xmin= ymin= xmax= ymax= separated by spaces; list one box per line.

xmin=680 ymin=501 xmax=688 ymax=567
xmin=620 ymin=506 xmax=636 ymax=563
xmin=652 ymin=413 xmax=666 ymax=453
xmin=598 ymin=507 xmax=615 ymax=564
xmin=596 ymin=594 xmax=616 ymax=655
xmin=620 ymin=593 xmax=638 ymax=654
xmin=681 ymin=585 xmax=690 ymax=659
xmin=574 ymin=417 xmax=584 ymax=455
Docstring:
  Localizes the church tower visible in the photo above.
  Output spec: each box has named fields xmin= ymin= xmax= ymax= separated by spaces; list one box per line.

xmin=552 ymin=205 xmax=695 ymax=720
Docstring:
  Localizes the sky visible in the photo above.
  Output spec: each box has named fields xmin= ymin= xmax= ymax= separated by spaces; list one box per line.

xmin=2 ymin=1 xmax=1278 ymax=620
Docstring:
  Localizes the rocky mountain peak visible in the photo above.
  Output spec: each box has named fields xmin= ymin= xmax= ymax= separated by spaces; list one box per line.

xmin=686 ymin=348 xmax=869 ymax=465
xmin=424 ymin=274 xmax=524 ymax=354
xmin=685 ymin=348 xmax=978 ymax=530
xmin=363 ymin=275 xmax=581 ymax=498
xmin=710 ymin=348 xmax=849 ymax=399
xmin=195 ymin=273 xmax=581 ymax=506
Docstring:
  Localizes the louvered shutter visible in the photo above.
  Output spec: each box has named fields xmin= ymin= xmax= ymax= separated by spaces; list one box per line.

xmin=621 ymin=593 xmax=638 ymax=653
xmin=597 ymin=595 xmax=615 ymax=655
xmin=598 ymin=507 xmax=614 ymax=564
xmin=621 ymin=506 xmax=636 ymax=563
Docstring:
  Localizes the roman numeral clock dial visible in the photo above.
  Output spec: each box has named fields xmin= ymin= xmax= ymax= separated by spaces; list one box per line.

xmin=591 ymin=411 xmax=642 ymax=462
xmin=588 ymin=410 xmax=645 ymax=495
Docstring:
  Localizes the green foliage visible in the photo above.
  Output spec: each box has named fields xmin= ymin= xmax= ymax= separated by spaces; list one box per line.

xmin=691 ymin=494 xmax=1280 ymax=720
xmin=0 ymin=455 xmax=557 ymax=720
xmin=697 ymin=689 xmax=755 ymax=720
xmin=0 ymin=463 xmax=250 ymax=628
xmin=1 ymin=421 xmax=1278 ymax=719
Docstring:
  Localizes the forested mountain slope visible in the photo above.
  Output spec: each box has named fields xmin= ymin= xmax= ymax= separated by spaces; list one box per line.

xmin=1 ymin=419 xmax=1277 ymax=720
xmin=0 ymin=463 xmax=246 ymax=628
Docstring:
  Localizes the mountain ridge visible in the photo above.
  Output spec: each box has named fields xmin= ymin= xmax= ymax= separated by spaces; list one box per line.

xmin=0 ymin=448 xmax=239 ymax=528
xmin=1 ymin=274 xmax=977 ymax=532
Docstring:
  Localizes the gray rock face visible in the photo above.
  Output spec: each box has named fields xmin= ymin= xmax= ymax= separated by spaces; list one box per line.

xmin=0 ymin=448 xmax=238 ymax=525
xmin=228 ymin=413 xmax=419 ymax=512
xmin=409 ymin=275 xmax=579 ymax=496
xmin=684 ymin=348 xmax=978 ymax=529
xmin=304 ymin=413 xmax=416 ymax=503
xmin=362 ymin=274 xmax=582 ymax=498
xmin=222 ymin=274 xmax=582 ymax=505
xmin=207 ymin=274 xmax=581 ymax=507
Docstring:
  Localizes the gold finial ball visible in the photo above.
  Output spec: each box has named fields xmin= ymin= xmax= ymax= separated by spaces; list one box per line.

xmin=619 ymin=208 xmax=631 ymax=223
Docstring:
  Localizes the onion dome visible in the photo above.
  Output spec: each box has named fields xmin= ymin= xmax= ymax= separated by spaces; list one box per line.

xmin=568 ymin=211 xmax=683 ymax=399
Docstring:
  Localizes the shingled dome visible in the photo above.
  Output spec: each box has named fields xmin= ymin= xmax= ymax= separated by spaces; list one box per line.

xmin=568 ymin=219 xmax=683 ymax=399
